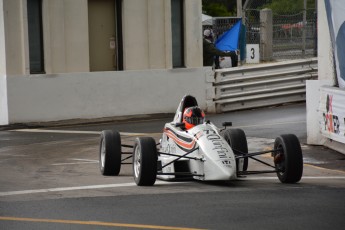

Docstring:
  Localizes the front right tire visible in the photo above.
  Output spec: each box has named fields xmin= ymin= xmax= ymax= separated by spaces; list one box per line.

xmin=133 ymin=137 xmax=158 ymax=186
xmin=273 ymin=134 xmax=303 ymax=183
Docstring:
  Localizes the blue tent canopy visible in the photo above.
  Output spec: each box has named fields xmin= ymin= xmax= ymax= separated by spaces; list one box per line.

xmin=215 ymin=19 xmax=242 ymax=51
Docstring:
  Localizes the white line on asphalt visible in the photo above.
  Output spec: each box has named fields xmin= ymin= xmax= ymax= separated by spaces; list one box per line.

xmin=239 ymin=176 xmax=345 ymax=180
xmin=0 ymin=181 xmax=180 ymax=197
xmin=71 ymin=158 xmax=99 ymax=162
xmin=1 ymin=176 xmax=345 ymax=197
xmin=51 ymin=162 xmax=98 ymax=166
xmin=10 ymin=129 xmax=160 ymax=136
xmin=51 ymin=158 xmax=99 ymax=166
xmin=11 ymin=129 xmax=100 ymax=134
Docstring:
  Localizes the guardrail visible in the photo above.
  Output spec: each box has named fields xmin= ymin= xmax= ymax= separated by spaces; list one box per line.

xmin=214 ymin=58 xmax=318 ymax=113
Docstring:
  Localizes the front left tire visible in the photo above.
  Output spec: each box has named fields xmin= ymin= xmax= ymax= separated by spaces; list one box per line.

xmin=133 ymin=137 xmax=157 ymax=186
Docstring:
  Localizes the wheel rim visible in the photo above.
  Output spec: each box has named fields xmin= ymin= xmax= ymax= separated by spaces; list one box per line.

xmin=275 ymin=144 xmax=286 ymax=176
xmin=101 ymin=138 xmax=106 ymax=168
xmin=134 ymin=146 xmax=141 ymax=178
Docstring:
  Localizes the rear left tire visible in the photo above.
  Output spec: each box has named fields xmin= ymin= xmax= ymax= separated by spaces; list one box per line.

xmin=99 ymin=130 xmax=122 ymax=176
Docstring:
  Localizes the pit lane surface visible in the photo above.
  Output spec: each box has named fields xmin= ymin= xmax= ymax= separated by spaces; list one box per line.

xmin=0 ymin=104 xmax=344 ymax=230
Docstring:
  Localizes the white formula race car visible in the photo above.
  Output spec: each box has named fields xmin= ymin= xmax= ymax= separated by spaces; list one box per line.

xmin=99 ymin=95 xmax=303 ymax=186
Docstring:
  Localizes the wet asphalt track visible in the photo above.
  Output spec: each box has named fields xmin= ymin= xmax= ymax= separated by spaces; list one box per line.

xmin=0 ymin=103 xmax=344 ymax=230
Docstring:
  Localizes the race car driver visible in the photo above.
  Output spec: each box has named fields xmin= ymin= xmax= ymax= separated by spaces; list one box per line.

xmin=182 ymin=106 xmax=205 ymax=130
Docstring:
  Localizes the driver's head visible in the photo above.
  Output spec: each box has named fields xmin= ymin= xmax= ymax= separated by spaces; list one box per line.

xmin=203 ymin=29 xmax=213 ymax=41
xmin=183 ymin=106 xmax=205 ymax=130
xmin=204 ymin=29 xmax=212 ymax=38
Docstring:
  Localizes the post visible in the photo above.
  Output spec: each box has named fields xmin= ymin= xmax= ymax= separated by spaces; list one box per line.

xmin=260 ymin=8 xmax=273 ymax=61
xmin=237 ymin=0 xmax=242 ymax=18
xmin=302 ymin=0 xmax=307 ymax=58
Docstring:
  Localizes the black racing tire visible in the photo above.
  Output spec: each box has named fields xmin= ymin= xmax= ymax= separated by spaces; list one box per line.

xmin=133 ymin=137 xmax=157 ymax=186
xmin=222 ymin=129 xmax=248 ymax=171
xmin=99 ymin=130 xmax=122 ymax=176
xmin=273 ymin=134 xmax=303 ymax=183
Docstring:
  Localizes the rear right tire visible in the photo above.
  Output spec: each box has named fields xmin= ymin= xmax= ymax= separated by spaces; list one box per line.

xmin=222 ymin=129 xmax=248 ymax=171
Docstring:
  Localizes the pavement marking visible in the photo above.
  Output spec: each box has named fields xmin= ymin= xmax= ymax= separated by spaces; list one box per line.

xmin=0 ymin=216 xmax=205 ymax=230
xmin=71 ymin=158 xmax=99 ymax=162
xmin=51 ymin=158 xmax=99 ymax=166
xmin=257 ymin=149 xmax=345 ymax=174
xmin=0 ymin=181 xmax=187 ymax=197
xmin=11 ymin=129 xmax=100 ymax=135
xmin=10 ymin=129 xmax=161 ymax=136
xmin=51 ymin=162 xmax=98 ymax=166
xmin=1 ymin=176 xmax=345 ymax=197
xmin=240 ymin=176 xmax=345 ymax=180
xmin=304 ymin=163 xmax=345 ymax=174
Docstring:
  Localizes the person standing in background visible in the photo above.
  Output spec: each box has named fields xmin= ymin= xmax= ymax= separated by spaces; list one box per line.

xmin=203 ymin=29 xmax=238 ymax=68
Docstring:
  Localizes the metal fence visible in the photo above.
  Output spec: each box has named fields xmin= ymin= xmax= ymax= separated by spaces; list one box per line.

xmin=244 ymin=7 xmax=317 ymax=60
xmin=213 ymin=58 xmax=318 ymax=112
xmin=211 ymin=17 xmax=241 ymax=40
xmin=202 ymin=1 xmax=317 ymax=61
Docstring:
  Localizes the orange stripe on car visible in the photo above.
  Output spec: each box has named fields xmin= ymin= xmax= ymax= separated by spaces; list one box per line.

xmin=164 ymin=129 xmax=196 ymax=150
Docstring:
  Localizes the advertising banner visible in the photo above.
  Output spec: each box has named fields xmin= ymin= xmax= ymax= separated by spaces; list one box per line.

xmin=325 ymin=0 xmax=345 ymax=89
xmin=319 ymin=86 xmax=345 ymax=144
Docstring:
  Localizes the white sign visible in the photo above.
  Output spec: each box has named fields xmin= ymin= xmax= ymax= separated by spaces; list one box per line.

xmin=319 ymin=86 xmax=345 ymax=144
xmin=246 ymin=44 xmax=259 ymax=64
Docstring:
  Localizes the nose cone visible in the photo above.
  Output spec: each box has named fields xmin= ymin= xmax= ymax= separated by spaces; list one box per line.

xmin=203 ymin=158 xmax=237 ymax=181
xmin=192 ymin=124 xmax=237 ymax=181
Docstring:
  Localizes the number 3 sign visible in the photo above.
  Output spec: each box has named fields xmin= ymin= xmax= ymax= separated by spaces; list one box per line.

xmin=246 ymin=44 xmax=260 ymax=64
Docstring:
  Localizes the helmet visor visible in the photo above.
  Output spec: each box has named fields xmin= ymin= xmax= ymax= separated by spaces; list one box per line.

xmin=185 ymin=117 xmax=205 ymax=126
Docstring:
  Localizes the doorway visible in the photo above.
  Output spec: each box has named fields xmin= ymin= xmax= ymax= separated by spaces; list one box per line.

xmin=88 ymin=0 xmax=117 ymax=71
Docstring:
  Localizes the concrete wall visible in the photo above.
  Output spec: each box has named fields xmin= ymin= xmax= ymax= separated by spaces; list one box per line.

xmin=5 ymin=68 xmax=212 ymax=124
xmin=306 ymin=0 xmax=345 ymax=153
xmin=0 ymin=75 xmax=8 ymax=125
xmin=307 ymin=0 xmax=333 ymax=145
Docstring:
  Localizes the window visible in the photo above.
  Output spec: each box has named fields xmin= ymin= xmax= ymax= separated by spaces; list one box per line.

xmin=27 ymin=0 xmax=45 ymax=73
xmin=171 ymin=0 xmax=184 ymax=68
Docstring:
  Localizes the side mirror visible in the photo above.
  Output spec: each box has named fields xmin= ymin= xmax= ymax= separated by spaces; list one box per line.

xmin=222 ymin=122 xmax=232 ymax=127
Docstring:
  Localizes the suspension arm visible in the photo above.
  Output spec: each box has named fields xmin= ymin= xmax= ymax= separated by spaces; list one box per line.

xmin=249 ymin=156 xmax=276 ymax=169
xmin=158 ymin=147 xmax=200 ymax=170
xmin=235 ymin=148 xmax=282 ymax=159
xmin=237 ymin=170 xmax=278 ymax=175
xmin=158 ymin=152 xmax=203 ymax=161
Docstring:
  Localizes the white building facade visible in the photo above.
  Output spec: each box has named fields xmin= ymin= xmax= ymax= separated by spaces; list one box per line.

xmin=0 ymin=0 xmax=213 ymax=125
